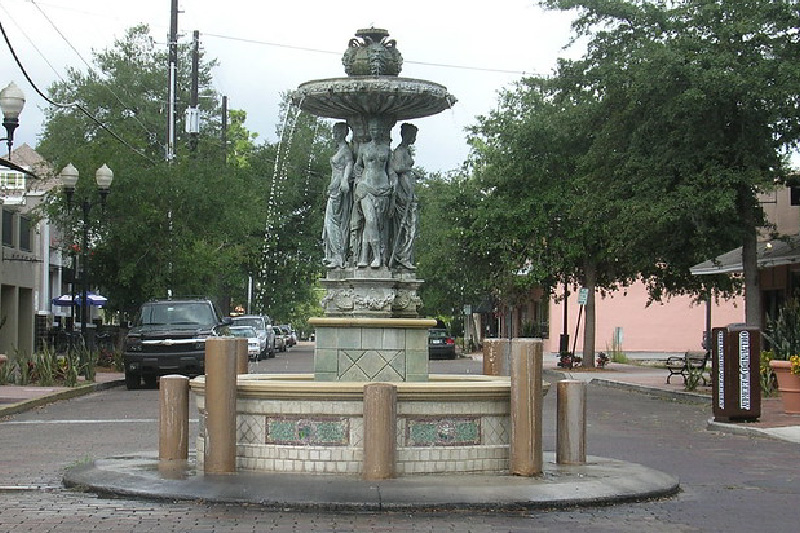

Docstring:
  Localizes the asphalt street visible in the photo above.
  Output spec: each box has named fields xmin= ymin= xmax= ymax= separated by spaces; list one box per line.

xmin=1 ymin=343 xmax=799 ymax=531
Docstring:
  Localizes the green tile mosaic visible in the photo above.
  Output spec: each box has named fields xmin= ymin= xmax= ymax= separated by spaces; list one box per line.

xmin=265 ymin=417 xmax=349 ymax=445
xmin=406 ymin=417 xmax=481 ymax=446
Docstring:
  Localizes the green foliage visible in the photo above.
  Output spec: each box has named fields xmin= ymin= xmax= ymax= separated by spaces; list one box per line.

xmin=34 ymin=25 xmax=330 ymax=323
xmin=684 ymin=364 xmax=705 ymax=392
xmin=416 ymin=172 xmax=491 ymax=321
xmin=62 ymin=350 xmax=80 ymax=388
xmin=763 ymin=299 xmax=800 ymax=361
xmin=538 ymin=0 xmax=800 ymax=322
xmin=760 ymin=351 xmax=778 ymax=397
xmin=251 ymin=110 xmax=335 ymax=324
xmin=0 ymin=358 xmax=14 ymax=385
xmin=32 ymin=347 xmax=59 ymax=387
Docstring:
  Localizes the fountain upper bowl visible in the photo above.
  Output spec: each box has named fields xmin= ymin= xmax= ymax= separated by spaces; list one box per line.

xmin=292 ymin=76 xmax=457 ymax=120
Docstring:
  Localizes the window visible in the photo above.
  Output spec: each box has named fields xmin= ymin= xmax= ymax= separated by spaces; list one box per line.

xmin=2 ymin=209 xmax=14 ymax=247
xmin=0 ymin=170 xmax=26 ymax=204
xmin=19 ymin=215 xmax=32 ymax=251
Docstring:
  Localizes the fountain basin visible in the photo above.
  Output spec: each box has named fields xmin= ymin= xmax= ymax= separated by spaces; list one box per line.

xmin=292 ymin=77 xmax=456 ymax=121
xmin=191 ymin=374 xmax=549 ymax=476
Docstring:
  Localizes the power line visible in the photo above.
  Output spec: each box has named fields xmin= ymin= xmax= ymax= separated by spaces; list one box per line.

xmin=28 ymin=1 xmax=162 ymax=149
xmin=0 ymin=17 xmax=158 ymax=165
xmin=202 ymin=32 xmax=536 ymax=76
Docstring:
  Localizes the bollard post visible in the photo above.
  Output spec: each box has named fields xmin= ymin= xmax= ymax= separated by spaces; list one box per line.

xmin=159 ymin=374 xmax=190 ymax=462
xmin=556 ymin=379 xmax=587 ymax=464
xmin=204 ymin=337 xmax=237 ymax=474
xmin=234 ymin=337 xmax=248 ymax=375
xmin=509 ymin=338 xmax=543 ymax=476
xmin=362 ymin=383 xmax=397 ymax=480
xmin=482 ymin=338 xmax=507 ymax=376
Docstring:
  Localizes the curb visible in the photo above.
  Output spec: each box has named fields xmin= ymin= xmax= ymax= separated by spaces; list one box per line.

xmin=589 ymin=378 xmax=711 ymax=404
xmin=63 ymin=451 xmax=680 ymax=512
xmin=544 ymin=369 xmax=711 ymax=405
xmin=0 ymin=378 xmax=124 ymax=418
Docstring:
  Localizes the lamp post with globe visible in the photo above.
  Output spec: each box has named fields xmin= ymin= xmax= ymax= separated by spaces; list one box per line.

xmin=59 ymin=163 xmax=113 ymax=357
xmin=0 ymin=82 xmax=25 ymax=158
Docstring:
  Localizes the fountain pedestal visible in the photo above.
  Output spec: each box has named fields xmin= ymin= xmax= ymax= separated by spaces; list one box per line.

xmin=314 ymin=268 xmax=434 ymax=382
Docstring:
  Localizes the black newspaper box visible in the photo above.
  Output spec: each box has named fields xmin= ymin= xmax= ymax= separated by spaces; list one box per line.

xmin=711 ymin=325 xmax=760 ymax=422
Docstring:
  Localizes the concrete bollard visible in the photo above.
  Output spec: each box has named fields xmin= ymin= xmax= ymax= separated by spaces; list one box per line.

xmin=234 ymin=337 xmax=248 ymax=375
xmin=509 ymin=338 xmax=543 ymax=476
xmin=483 ymin=338 xmax=510 ymax=376
xmin=362 ymin=383 xmax=397 ymax=480
xmin=203 ymin=337 xmax=238 ymax=474
xmin=557 ymin=379 xmax=587 ymax=465
xmin=159 ymin=374 xmax=190 ymax=462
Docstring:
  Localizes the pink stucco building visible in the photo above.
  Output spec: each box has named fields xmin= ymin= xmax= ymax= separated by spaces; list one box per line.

xmin=546 ymin=282 xmax=744 ymax=357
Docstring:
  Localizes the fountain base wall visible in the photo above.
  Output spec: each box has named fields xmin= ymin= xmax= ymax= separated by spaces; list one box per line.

xmin=191 ymin=375 xmax=516 ymax=476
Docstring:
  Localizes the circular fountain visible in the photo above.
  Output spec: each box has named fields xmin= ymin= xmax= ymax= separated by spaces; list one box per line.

xmin=192 ymin=29 xmax=533 ymax=477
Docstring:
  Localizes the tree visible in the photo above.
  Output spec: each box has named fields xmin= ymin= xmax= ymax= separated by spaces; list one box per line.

xmin=416 ymin=171 xmax=491 ymax=330
xmin=541 ymin=0 xmax=800 ymax=329
xmin=36 ymin=25 xmax=255 ymax=317
xmin=466 ymin=74 xmax=639 ymax=363
xmin=250 ymin=105 xmax=334 ymax=324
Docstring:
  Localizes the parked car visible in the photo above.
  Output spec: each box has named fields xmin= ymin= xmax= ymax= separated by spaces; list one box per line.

xmin=273 ymin=326 xmax=287 ymax=352
xmin=229 ymin=325 xmax=261 ymax=361
xmin=123 ymin=298 xmax=230 ymax=389
xmin=230 ymin=315 xmax=274 ymax=359
xmin=428 ymin=328 xmax=457 ymax=360
xmin=279 ymin=325 xmax=294 ymax=347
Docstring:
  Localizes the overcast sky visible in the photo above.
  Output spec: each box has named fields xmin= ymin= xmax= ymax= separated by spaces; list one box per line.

xmin=1 ymin=0 xmax=580 ymax=172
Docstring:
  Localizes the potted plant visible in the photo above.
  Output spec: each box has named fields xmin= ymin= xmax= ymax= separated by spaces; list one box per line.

xmin=765 ymin=299 xmax=800 ymax=414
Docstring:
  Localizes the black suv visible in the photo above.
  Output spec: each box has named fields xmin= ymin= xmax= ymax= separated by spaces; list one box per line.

xmin=123 ymin=298 xmax=230 ymax=389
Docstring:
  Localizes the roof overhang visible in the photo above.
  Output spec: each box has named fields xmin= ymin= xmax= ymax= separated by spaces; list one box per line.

xmin=690 ymin=235 xmax=800 ymax=275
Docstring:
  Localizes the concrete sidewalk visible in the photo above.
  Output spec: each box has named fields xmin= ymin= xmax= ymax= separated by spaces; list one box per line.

xmin=0 ymin=371 xmax=124 ymax=418
xmin=539 ymin=360 xmax=800 ymax=444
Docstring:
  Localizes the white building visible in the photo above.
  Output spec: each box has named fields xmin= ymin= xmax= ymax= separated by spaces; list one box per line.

xmin=0 ymin=143 xmax=65 ymax=355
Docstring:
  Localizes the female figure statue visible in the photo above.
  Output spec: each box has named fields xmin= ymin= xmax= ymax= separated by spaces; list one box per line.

xmin=389 ymin=123 xmax=418 ymax=269
xmin=352 ymin=121 xmax=392 ymax=268
xmin=322 ymin=122 xmax=353 ymax=268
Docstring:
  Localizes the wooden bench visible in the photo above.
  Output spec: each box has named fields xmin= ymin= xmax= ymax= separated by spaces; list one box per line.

xmin=665 ymin=351 xmax=710 ymax=385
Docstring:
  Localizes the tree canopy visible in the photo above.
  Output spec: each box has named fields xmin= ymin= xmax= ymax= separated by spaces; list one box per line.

xmin=36 ymin=25 xmax=333 ymax=323
xmin=455 ymin=0 xmax=800 ymax=360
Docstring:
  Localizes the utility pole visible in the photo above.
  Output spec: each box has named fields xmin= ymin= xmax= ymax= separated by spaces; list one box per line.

xmin=221 ymin=95 xmax=228 ymax=164
xmin=187 ymin=30 xmax=200 ymax=152
xmin=166 ymin=0 xmax=179 ymax=162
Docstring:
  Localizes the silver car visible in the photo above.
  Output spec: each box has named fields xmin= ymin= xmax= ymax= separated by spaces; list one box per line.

xmin=231 ymin=315 xmax=275 ymax=359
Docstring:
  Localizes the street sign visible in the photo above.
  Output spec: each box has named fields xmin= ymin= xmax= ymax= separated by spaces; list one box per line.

xmin=577 ymin=288 xmax=589 ymax=305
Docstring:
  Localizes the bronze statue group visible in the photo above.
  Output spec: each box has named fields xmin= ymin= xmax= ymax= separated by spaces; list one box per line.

xmin=323 ymin=121 xmax=418 ymax=271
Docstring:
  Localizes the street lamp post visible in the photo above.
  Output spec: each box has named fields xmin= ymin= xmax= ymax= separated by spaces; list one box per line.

xmin=59 ymin=163 xmax=113 ymax=355
xmin=0 ymin=82 xmax=25 ymax=158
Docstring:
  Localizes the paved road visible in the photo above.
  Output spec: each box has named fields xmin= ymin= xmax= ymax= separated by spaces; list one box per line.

xmin=1 ymin=343 xmax=798 ymax=531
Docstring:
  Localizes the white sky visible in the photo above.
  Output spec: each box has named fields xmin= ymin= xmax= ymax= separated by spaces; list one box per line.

xmin=0 ymin=0 xmax=579 ymax=173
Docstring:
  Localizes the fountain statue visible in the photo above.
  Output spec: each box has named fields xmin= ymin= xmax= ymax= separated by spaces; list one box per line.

xmin=293 ymin=27 xmax=455 ymax=323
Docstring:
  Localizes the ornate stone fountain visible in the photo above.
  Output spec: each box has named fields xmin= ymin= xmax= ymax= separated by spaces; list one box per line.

xmin=192 ymin=29 xmax=527 ymax=477
xmin=292 ymin=27 xmax=457 ymax=383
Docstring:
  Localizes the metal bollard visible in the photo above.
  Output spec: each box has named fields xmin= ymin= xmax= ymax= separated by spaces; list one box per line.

xmin=509 ymin=338 xmax=543 ymax=476
xmin=203 ymin=337 xmax=238 ymax=474
xmin=159 ymin=374 xmax=190 ymax=462
xmin=557 ymin=379 xmax=587 ymax=464
xmin=234 ymin=337 xmax=248 ymax=375
xmin=362 ymin=383 xmax=397 ymax=480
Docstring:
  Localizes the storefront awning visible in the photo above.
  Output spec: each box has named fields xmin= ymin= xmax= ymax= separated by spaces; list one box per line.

xmin=690 ymin=235 xmax=800 ymax=275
